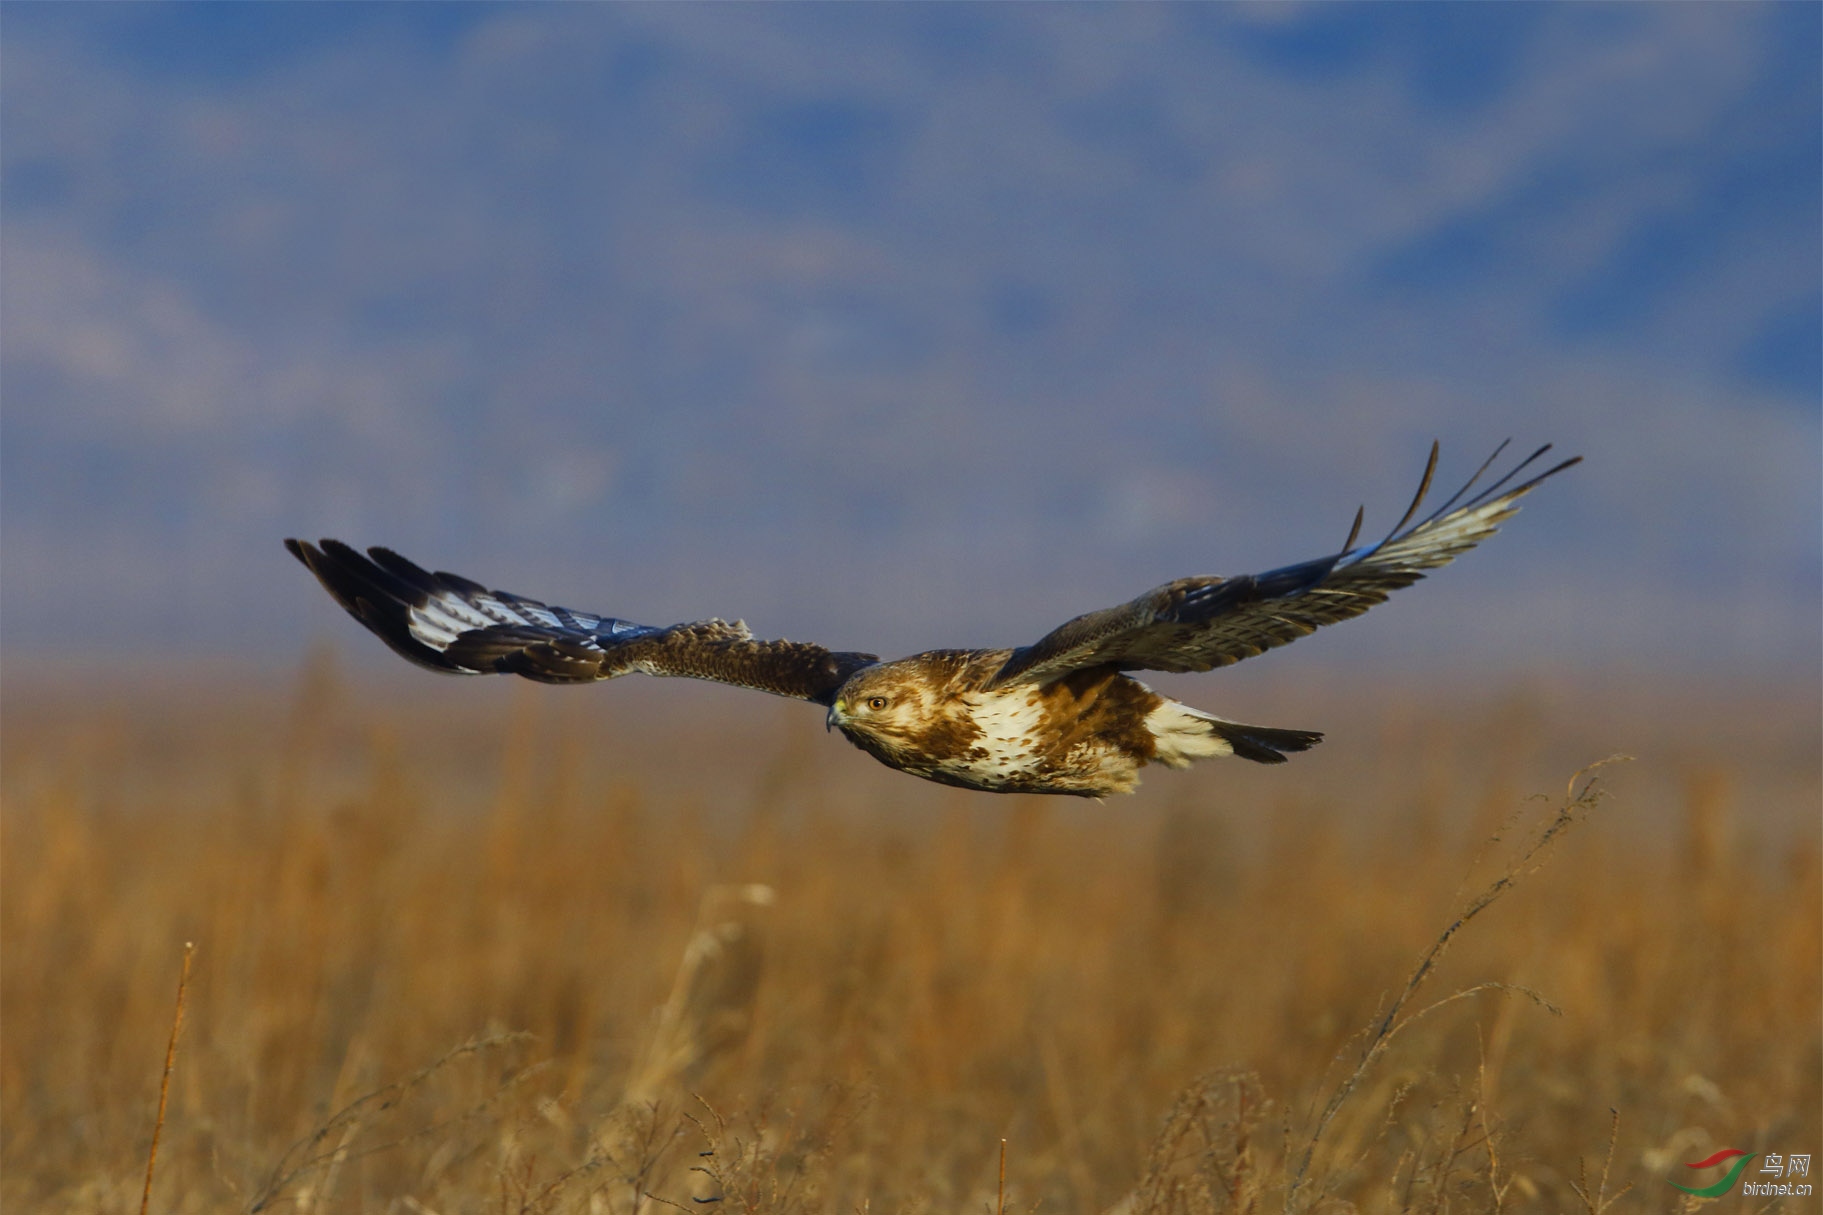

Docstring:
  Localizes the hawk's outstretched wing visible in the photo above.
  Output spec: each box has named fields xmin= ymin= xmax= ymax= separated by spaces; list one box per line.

xmin=285 ymin=540 xmax=878 ymax=705
xmin=984 ymin=442 xmax=1580 ymax=691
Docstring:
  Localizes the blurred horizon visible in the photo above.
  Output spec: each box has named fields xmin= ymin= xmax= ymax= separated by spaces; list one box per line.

xmin=3 ymin=3 xmax=1818 ymax=682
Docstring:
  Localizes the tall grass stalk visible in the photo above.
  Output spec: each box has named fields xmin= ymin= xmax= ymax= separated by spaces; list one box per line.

xmin=138 ymin=940 xmax=194 ymax=1215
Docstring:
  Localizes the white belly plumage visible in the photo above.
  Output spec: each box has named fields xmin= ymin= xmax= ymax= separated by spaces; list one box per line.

xmin=938 ymin=692 xmax=1058 ymax=783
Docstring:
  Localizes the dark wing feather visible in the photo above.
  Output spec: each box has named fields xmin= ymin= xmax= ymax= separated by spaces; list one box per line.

xmin=285 ymin=540 xmax=877 ymax=705
xmin=984 ymin=442 xmax=1580 ymax=690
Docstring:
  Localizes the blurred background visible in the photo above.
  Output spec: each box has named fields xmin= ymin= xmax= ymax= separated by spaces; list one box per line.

xmin=3 ymin=2 xmax=1817 ymax=681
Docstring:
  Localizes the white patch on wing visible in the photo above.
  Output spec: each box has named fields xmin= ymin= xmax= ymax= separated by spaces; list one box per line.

xmin=516 ymin=603 xmax=564 ymax=628
xmin=1365 ymin=494 xmax=1518 ymax=574
xmin=407 ymin=619 xmax=459 ymax=649
xmin=401 ymin=577 xmax=663 ymax=656
xmin=469 ymin=594 xmax=530 ymax=624
xmin=406 ymin=588 xmax=559 ymax=652
xmin=407 ymin=601 xmax=480 ymax=649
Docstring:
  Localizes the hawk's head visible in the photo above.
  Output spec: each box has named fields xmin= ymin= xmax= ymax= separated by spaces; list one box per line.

xmin=827 ymin=665 xmax=929 ymax=739
xmin=824 ymin=658 xmax=982 ymax=766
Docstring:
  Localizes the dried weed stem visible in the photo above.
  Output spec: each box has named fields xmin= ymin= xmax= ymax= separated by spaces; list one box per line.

xmin=139 ymin=940 xmax=195 ymax=1215
xmin=1286 ymin=758 xmax=1628 ymax=1211
xmin=249 ymin=1030 xmax=534 ymax=1212
xmin=1568 ymin=1109 xmax=1632 ymax=1214
xmin=997 ymin=1136 xmax=1008 ymax=1215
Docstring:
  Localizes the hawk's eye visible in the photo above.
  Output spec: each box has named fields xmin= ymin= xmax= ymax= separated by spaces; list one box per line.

xmin=867 ymin=695 xmax=889 ymax=711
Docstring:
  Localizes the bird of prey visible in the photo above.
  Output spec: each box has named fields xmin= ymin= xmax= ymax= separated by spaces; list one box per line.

xmin=287 ymin=441 xmax=1577 ymax=797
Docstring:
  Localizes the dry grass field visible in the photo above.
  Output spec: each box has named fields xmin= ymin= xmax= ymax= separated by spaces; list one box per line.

xmin=3 ymin=656 xmax=1817 ymax=1214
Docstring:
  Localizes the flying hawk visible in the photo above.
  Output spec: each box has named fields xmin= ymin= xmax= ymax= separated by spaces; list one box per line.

xmin=286 ymin=441 xmax=1577 ymax=797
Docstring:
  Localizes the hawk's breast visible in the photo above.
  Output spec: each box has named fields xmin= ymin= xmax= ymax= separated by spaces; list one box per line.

xmin=944 ymin=689 xmax=1052 ymax=782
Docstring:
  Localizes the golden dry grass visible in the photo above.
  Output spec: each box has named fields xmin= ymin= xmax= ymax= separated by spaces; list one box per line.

xmin=2 ymin=657 xmax=1817 ymax=1214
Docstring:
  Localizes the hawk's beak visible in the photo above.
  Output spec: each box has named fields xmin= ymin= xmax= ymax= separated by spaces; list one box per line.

xmin=826 ymin=699 xmax=845 ymax=733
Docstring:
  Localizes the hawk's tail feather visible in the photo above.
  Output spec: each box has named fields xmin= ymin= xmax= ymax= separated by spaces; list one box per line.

xmin=1209 ymin=720 xmax=1324 ymax=765
xmin=1145 ymin=699 xmax=1323 ymax=768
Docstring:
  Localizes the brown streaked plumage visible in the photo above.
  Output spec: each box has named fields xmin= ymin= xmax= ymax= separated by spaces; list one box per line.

xmin=285 ymin=440 xmax=1578 ymax=797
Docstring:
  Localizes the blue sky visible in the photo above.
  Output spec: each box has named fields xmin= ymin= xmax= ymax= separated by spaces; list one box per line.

xmin=3 ymin=3 xmax=1817 ymax=680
